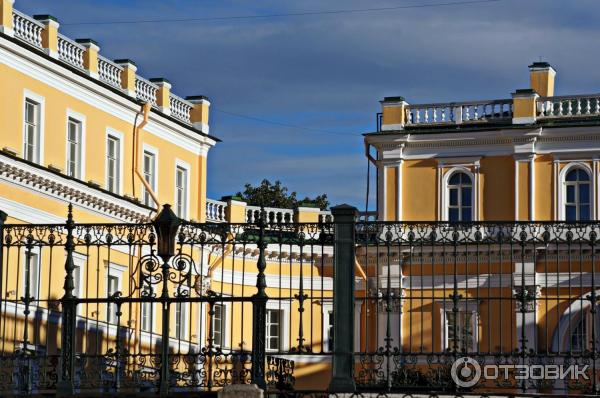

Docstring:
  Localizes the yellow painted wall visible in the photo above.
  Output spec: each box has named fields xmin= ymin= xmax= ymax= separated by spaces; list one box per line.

xmin=402 ymin=159 xmax=437 ymax=221
xmin=480 ymin=156 xmax=514 ymax=220
xmin=385 ymin=166 xmax=397 ymax=221
xmin=535 ymin=155 xmax=554 ymax=220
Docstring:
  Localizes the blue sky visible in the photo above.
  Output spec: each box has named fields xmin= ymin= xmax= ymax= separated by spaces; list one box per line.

xmin=15 ymin=0 xmax=600 ymax=209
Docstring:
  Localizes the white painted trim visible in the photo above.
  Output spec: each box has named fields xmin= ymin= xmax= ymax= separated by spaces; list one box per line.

xmin=210 ymin=300 xmax=232 ymax=349
xmin=21 ymin=245 xmax=41 ymax=300
xmin=72 ymin=252 xmax=87 ymax=315
xmin=529 ymin=155 xmax=535 ymax=221
xmin=0 ymin=154 xmax=150 ymax=222
xmin=514 ymin=160 xmax=519 ymax=220
xmin=211 ymin=268 xmax=333 ymax=290
xmin=439 ymin=300 xmax=479 ymax=352
xmin=512 ymin=116 xmax=536 ymax=125
xmin=381 ymin=163 xmax=387 ymax=221
xmin=22 ymin=89 xmax=45 ymax=165
xmin=440 ymin=166 xmax=477 ymax=222
xmin=0 ymin=40 xmax=216 ymax=155
xmin=557 ymin=162 xmax=594 ymax=221
xmin=266 ymin=300 xmax=291 ymax=352
xmin=0 ymin=195 xmax=64 ymax=223
xmin=553 ymin=160 xmax=558 ymax=220
xmin=105 ymin=128 xmax=125 ymax=195
xmin=322 ymin=300 xmax=333 ymax=352
xmin=174 ymin=158 xmax=191 ymax=219
xmin=595 ymin=160 xmax=599 ymax=220
xmin=397 ymin=161 xmax=403 ymax=221
xmin=65 ymin=109 xmax=86 ymax=181
xmin=381 ymin=123 xmax=404 ymax=131
xmin=141 ymin=143 xmax=159 ymax=207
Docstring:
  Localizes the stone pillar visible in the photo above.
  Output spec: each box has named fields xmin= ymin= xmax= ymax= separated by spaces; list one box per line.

xmin=380 ymin=96 xmax=409 ymax=131
xmin=295 ymin=205 xmax=320 ymax=223
xmin=222 ymin=196 xmax=247 ymax=223
xmin=0 ymin=0 xmax=14 ymax=36
xmin=529 ymin=61 xmax=556 ymax=97
xmin=512 ymin=89 xmax=539 ymax=125
xmin=187 ymin=95 xmax=211 ymax=133
xmin=218 ymin=384 xmax=263 ymax=398
xmin=513 ymin=262 xmax=540 ymax=353
xmin=75 ymin=39 xmax=99 ymax=78
xmin=33 ymin=15 xmax=59 ymax=58
xmin=150 ymin=78 xmax=171 ymax=115
xmin=114 ymin=59 xmax=137 ymax=97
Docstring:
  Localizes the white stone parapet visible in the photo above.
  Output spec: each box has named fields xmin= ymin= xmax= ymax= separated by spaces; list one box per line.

xmin=405 ymin=99 xmax=513 ymax=126
xmin=538 ymin=94 xmax=600 ymax=118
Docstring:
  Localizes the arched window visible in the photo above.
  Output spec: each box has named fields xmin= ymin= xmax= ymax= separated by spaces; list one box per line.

xmin=564 ymin=168 xmax=591 ymax=221
xmin=447 ymin=172 xmax=473 ymax=222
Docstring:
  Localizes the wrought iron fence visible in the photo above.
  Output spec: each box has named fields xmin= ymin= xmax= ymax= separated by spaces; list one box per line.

xmin=1 ymin=204 xmax=600 ymax=396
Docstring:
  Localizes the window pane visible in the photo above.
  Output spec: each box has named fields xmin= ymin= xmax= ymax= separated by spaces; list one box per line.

xmin=566 ymin=205 xmax=577 ymax=221
xmin=580 ymin=205 xmax=590 ymax=221
xmin=462 ymin=207 xmax=472 ymax=222
xmin=566 ymin=170 xmax=578 ymax=181
xmin=578 ymin=169 xmax=590 ymax=181
xmin=449 ymin=208 xmax=459 ymax=222
xmin=566 ymin=185 xmax=575 ymax=203
xmin=449 ymin=188 xmax=458 ymax=206
xmin=462 ymin=187 xmax=472 ymax=206
xmin=449 ymin=173 xmax=461 ymax=185
xmin=580 ymin=183 xmax=590 ymax=204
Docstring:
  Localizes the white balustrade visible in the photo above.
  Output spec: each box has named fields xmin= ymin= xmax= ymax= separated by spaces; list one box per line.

xmin=169 ymin=95 xmax=193 ymax=123
xmin=12 ymin=11 xmax=43 ymax=48
xmin=57 ymin=35 xmax=85 ymax=69
xmin=246 ymin=206 xmax=294 ymax=224
xmin=206 ymin=199 xmax=227 ymax=222
xmin=406 ymin=99 xmax=513 ymax=126
xmin=319 ymin=211 xmax=332 ymax=223
xmin=98 ymin=56 xmax=123 ymax=88
xmin=135 ymin=77 xmax=158 ymax=106
xmin=537 ymin=95 xmax=600 ymax=118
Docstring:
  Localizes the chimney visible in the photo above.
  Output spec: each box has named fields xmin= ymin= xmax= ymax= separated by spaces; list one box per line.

xmin=529 ymin=62 xmax=556 ymax=97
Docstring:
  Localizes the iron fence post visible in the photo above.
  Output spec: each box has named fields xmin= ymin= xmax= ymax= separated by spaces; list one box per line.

xmin=152 ymin=205 xmax=181 ymax=396
xmin=57 ymin=205 xmax=76 ymax=396
xmin=328 ymin=204 xmax=358 ymax=393
xmin=251 ymin=207 xmax=268 ymax=389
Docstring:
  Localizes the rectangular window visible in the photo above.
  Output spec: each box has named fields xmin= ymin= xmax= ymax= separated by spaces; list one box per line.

xmin=107 ymin=275 xmax=119 ymax=323
xmin=266 ymin=309 xmax=282 ymax=351
xmin=175 ymin=166 xmax=188 ymax=218
xmin=175 ymin=302 xmax=188 ymax=340
xmin=445 ymin=310 xmax=476 ymax=352
xmin=140 ymin=285 xmax=152 ymax=332
xmin=327 ymin=311 xmax=334 ymax=352
xmin=212 ymin=304 xmax=225 ymax=347
xmin=106 ymin=135 xmax=120 ymax=193
xmin=142 ymin=151 xmax=156 ymax=206
xmin=67 ymin=118 xmax=82 ymax=179
xmin=24 ymin=248 xmax=40 ymax=301
xmin=24 ymin=99 xmax=41 ymax=163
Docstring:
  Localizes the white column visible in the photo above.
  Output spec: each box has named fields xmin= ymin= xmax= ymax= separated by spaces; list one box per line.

xmin=529 ymin=155 xmax=536 ymax=221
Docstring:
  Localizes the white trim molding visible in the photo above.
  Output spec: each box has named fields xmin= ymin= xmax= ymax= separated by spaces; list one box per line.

xmin=65 ymin=109 xmax=87 ymax=181
xmin=440 ymin=166 xmax=478 ymax=222
xmin=557 ymin=161 xmax=594 ymax=221
xmin=174 ymin=158 xmax=191 ymax=220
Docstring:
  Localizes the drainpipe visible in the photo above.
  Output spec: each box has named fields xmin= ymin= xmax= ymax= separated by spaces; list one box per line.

xmin=132 ymin=102 xmax=160 ymax=211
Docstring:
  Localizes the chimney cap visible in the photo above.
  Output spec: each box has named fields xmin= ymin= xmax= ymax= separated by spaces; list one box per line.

xmin=383 ymin=96 xmax=405 ymax=102
xmin=528 ymin=61 xmax=555 ymax=71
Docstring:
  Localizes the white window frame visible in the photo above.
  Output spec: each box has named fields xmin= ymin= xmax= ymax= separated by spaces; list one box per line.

xmin=211 ymin=302 xmax=231 ymax=349
xmin=22 ymin=90 xmax=45 ymax=165
xmin=22 ymin=245 xmax=41 ymax=302
xmin=440 ymin=301 xmax=478 ymax=352
xmin=105 ymin=129 xmax=124 ymax=195
xmin=558 ymin=162 xmax=595 ymax=221
xmin=104 ymin=262 xmax=125 ymax=324
xmin=441 ymin=167 xmax=476 ymax=222
xmin=141 ymin=144 xmax=159 ymax=207
xmin=65 ymin=110 xmax=86 ymax=180
xmin=265 ymin=300 xmax=290 ymax=352
xmin=72 ymin=252 xmax=87 ymax=316
xmin=140 ymin=283 xmax=156 ymax=333
xmin=174 ymin=159 xmax=191 ymax=219
xmin=322 ymin=300 xmax=333 ymax=352
xmin=175 ymin=299 xmax=189 ymax=341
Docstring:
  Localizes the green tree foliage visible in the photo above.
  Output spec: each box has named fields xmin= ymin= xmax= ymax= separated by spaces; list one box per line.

xmin=236 ymin=179 xmax=329 ymax=210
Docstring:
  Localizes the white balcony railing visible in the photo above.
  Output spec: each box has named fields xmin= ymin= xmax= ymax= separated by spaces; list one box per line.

xmin=406 ymin=99 xmax=513 ymax=126
xmin=247 ymin=206 xmax=294 ymax=224
xmin=135 ymin=77 xmax=158 ymax=106
xmin=169 ymin=95 xmax=193 ymax=123
xmin=206 ymin=199 xmax=227 ymax=223
xmin=57 ymin=34 xmax=85 ymax=69
xmin=537 ymin=95 xmax=600 ymax=118
xmin=12 ymin=10 xmax=43 ymax=48
xmin=97 ymin=55 xmax=123 ymax=89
